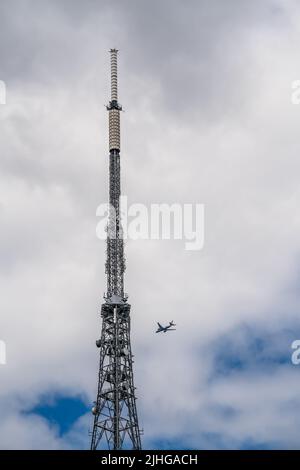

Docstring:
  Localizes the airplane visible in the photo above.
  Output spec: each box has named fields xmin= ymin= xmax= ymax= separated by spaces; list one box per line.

xmin=156 ymin=321 xmax=176 ymax=333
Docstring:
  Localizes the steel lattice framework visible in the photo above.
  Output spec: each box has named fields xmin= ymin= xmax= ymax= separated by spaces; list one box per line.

xmin=90 ymin=49 xmax=142 ymax=450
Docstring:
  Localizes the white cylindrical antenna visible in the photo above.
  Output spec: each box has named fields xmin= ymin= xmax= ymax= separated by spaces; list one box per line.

xmin=110 ymin=48 xmax=118 ymax=102
xmin=108 ymin=49 xmax=121 ymax=152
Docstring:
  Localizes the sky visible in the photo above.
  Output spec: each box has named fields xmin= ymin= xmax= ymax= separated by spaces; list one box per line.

xmin=1 ymin=0 xmax=300 ymax=449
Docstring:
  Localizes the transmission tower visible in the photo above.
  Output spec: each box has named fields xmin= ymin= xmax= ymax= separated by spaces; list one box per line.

xmin=90 ymin=49 xmax=142 ymax=450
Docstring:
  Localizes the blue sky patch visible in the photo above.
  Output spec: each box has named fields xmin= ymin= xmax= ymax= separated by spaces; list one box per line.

xmin=25 ymin=394 xmax=89 ymax=436
xmin=210 ymin=323 xmax=299 ymax=381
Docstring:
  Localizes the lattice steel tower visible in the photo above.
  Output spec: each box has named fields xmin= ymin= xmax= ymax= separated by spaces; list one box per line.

xmin=90 ymin=49 xmax=142 ymax=450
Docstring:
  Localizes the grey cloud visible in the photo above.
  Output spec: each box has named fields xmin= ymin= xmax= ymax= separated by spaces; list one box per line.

xmin=1 ymin=0 xmax=300 ymax=449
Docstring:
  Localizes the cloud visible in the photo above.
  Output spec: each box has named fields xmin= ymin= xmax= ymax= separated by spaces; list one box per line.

xmin=1 ymin=0 xmax=300 ymax=449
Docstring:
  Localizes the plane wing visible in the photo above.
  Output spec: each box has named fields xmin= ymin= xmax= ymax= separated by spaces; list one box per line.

xmin=157 ymin=322 xmax=163 ymax=329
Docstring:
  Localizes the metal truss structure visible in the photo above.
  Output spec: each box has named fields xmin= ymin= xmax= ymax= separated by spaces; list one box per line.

xmin=90 ymin=49 xmax=142 ymax=450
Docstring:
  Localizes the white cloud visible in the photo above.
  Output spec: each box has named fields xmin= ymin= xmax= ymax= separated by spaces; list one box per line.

xmin=1 ymin=0 xmax=300 ymax=449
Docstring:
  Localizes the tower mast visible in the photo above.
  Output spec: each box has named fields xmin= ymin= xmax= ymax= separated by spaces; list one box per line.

xmin=90 ymin=50 xmax=142 ymax=450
